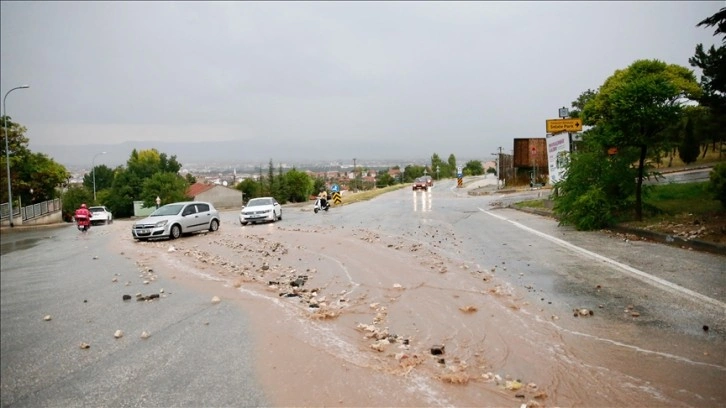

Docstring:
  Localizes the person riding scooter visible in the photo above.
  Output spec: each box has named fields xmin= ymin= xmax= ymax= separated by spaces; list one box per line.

xmin=75 ymin=203 xmax=91 ymax=232
xmin=318 ymin=189 xmax=329 ymax=209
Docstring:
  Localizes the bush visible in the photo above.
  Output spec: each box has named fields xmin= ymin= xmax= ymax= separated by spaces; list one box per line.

xmin=709 ymin=162 xmax=726 ymax=208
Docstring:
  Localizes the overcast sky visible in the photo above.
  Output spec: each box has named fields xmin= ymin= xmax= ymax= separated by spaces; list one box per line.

xmin=1 ymin=1 xmax=722 ymax=161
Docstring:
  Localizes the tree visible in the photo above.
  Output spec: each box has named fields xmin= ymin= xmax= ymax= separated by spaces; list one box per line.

xmin=236 ymin=178 xmax=262 ymax=203
xmin=553 ymin=133 xmax=639 ymax=230
xmin=709 ymin=162 xmax=726 ymax=208
xmin=1 ymin=116 xmax=69 ymax=204
xmin=83 ymin=164 xmax=115 ymax=202
xmin=582 ymin=59 xmax=701 ymax=221
xmin=569 ymin=89 xmax=598 ymax=120
xmin=678 ymin=117 xmax=700 ymax=164
xmin=689 ymin=8 xmax=726 ymax=156
xmin=447 ymin=154 xmax=457 ymax=176
xmin=103 ymin=148 xmax=187 ymax=217
xmin=141 ymin=172 xmax=190 ymax=208
xmin=376 ymin=172 xmax=396 ymax=187
xmin=185 ymin=173 xmax=197 ymax=185
xmin=463 ymin=160 xmax=484 ymax=176
xmin=282 ymin=168 xmax=312 ymax=203
xmin=62 ymin=184 xmax=93 ymax=221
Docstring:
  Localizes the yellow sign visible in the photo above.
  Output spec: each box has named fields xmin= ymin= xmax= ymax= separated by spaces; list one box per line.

xmin=332 ymin=192 xmax=342 ymax=204
xmin=546 ymin=118 xmax=582 ymax=133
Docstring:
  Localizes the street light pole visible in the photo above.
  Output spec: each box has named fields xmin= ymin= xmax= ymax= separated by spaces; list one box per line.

xmin=92 ymin=151 xmax=107 ymax=202
xmin=4 ymin=85 xmax=30 ymax=228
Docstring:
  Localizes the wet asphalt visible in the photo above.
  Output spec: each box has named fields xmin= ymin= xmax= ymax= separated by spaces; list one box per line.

xmin=0 ymin=224 xmax=267 ymax=407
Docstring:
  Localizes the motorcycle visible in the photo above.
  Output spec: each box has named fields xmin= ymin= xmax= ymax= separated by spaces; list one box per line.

xmin=313 ymin=197 xmax=330 ymax=213
xmin=75 ymin=212 xmax=91 ymax=232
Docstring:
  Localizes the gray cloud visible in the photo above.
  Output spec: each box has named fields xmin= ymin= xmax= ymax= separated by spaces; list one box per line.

xmin=1 ymin=1 xmax=721 ymax=162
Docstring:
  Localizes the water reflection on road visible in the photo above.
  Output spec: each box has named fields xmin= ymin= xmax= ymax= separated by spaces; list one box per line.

xmin=412 ymin=189 xmax=432 ymax=212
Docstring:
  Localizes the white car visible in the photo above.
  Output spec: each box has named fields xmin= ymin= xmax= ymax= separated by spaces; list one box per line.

xmin=89 ymin=206 xmax=113 ymax=225
xmin=132 ymin=201 xmax=220 ymax=241
xmin=239 ymin=197 xmax=282 ymax=225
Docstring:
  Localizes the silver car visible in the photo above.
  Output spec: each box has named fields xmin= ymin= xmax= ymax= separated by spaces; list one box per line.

xmin=132 ymin=201 xmax=220 ymax=241
xmin=239 ymin=197 xmax=282 ymax=225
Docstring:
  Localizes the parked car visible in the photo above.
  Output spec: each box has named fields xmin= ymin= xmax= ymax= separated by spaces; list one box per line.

xmin=240 ymin=197 xmax=282 ymax=225
xmin=422 ymin=175 xmax=434 ymax=187
xmin=412 ymin=177 xmax=428 ymax=191
xmin=88 ymin=206 xmax=113 ymax=225
xmin=132 ymin=201 xmax=220 ymax=241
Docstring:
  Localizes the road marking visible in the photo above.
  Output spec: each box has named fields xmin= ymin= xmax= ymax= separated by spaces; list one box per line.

xmin=480 ymin=209 xmax=726 ymax=312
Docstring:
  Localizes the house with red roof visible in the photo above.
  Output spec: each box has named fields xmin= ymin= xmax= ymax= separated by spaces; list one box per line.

xmin=185 ymin=182 xmax=243 ymax=209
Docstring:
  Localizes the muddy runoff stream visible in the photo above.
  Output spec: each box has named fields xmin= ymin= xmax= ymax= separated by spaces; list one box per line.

xmin=115 ymin=220 xmax=724 ymax=407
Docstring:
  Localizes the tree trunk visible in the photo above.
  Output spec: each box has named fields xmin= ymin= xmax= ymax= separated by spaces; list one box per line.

xmin=635 ymin=145 xmax=647 ymax=222
xmin=701 ymin=143 xmax=709 ymax=159
xmin=667 ymin=148 xmax=673 ymax=167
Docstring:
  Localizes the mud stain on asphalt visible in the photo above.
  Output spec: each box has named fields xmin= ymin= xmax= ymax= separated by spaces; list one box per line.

xmin=113 ymin=220 xmax=726 ymax=407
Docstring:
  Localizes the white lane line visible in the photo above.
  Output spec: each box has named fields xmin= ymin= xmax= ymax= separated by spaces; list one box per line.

xmin=480 ymin=209 xmax=726 ymax=312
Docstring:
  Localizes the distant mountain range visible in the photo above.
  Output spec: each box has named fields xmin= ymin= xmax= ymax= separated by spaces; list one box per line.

xmin=30 ymin=139 xmax=428 ymax=170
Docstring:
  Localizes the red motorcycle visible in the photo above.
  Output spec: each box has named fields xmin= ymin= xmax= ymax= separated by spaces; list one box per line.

xmin=75 ymin=206 xmax=91 ymax=232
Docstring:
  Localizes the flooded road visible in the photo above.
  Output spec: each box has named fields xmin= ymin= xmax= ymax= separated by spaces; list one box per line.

xmin=2 ymin=181 xmax=724 ymax=407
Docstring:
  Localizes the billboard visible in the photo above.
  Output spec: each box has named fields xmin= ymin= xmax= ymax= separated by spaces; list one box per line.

xmin=547 ymin=133 xmax=570 ymax=185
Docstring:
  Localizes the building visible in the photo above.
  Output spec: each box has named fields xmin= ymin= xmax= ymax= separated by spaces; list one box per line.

xmin=186 ymin=183 xmax=244 ymax=209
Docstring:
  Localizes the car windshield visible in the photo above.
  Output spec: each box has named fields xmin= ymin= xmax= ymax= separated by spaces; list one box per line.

xmin=89 ymin=207 xmax=105 ymax=213
xmin=150 ymin=204 xmax=185 ymax=216
xmin=247 ymin=198 xmax=272 ymax=207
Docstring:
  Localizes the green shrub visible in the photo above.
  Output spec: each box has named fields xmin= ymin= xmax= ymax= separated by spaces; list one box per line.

xmin=709 ymin=162 xmax=726 ymax=208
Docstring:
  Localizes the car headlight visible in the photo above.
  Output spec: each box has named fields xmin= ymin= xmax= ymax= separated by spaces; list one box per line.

xmin=155 ymin=220 xmax=168 ymax=228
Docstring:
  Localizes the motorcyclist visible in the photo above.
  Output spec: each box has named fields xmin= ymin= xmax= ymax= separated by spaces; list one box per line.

xmin=318 ymin=189 xmax=329 ymax=209
xmin=75 ymin=203 xmax=91 ymax=227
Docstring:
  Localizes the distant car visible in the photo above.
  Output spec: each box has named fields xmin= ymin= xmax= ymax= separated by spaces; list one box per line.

xmin=240 ymin=197 xmax=282 ymax=225
xmin=88 ymin=206 xmax=113 ymax=225
xmin=132 ymin=201 xmax=220 ymax=241
xmin=422 ymin=175 xmax=434 ymax=187
xmin=412 ymin=177 xmax=428 ymax=191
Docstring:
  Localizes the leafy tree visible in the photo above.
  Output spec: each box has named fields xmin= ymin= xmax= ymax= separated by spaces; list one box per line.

xmin=553 ymin=134 xmax=639 ymax=230
xmin=282 ymin=168 xmax=312 ymax=203
xmin=104 ymin=148 xmax=187 ymax=217
xmin=569 ymin=89 xmax=598 ymax=120
xmin=61 ymin=184 xmax=93 ymax=221
xmin=463 ymin=160 xmax=484 ymax=176
xmin=1 ymin=116 xmax=69 ymax=204
xmin=582 ymin=59 xmax=701 ymax=221
xmin=83 ymin=164 xmax=115 ymax=202
xmin=689 ymin=8 xmax=726 ymax=156
xmin=141 ymin=172 xmax=190 ymax=208
xmin=447 ymin=154 xmax=457 ymax=176
xmin=185 ymin=173 xmax=197 ymax=184
xmin=312 ymin=177 xmax=326 ymax=196
xmin=376 ymin=171 xmax=396 ymax=187
xmin=105 ymin=168 xmax=139 ymax=218
xmin=236 ymin=178 xmax=262 ymax=203
xmin=678 ymin=117 xmax=700 ymax=164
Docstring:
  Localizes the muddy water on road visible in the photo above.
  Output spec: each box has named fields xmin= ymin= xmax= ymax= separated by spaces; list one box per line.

xmin=114 ymin=220 xmax=725 ymax=407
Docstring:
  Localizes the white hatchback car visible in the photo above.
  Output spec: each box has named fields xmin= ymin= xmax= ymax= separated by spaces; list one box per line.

xmin=89 ymin=206 xmax=113 ymax=225
xmin=132 ymin=201 xmax=220 ymax=241
xmin=239 ymin=197 xmax=282 ymax=225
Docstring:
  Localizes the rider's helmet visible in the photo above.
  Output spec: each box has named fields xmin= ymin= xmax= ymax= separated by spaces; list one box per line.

xmin=81 ymin=203 xmax=87 ymax=208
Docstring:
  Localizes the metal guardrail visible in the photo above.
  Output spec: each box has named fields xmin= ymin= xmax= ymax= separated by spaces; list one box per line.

xmin=1 ymin=198 xmax=61 ymax=221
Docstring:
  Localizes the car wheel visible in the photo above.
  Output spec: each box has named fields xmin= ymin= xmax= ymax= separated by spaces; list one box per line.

xmin=278 ymin=211 xmax=282 ymax=221
xmin=209 ymin=219 xmax=219 ymax=232
xmin=241 ymin=221 xmax=248 ymax=226
xmin=170 ymin=224 xmax=182 ymax=240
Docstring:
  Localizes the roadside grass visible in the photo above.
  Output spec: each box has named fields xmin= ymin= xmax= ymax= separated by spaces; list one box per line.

xmin=337 ymin=184 xmax=409 ymax=206
xmin=514 ymin=181 xmax=723 ymax=226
